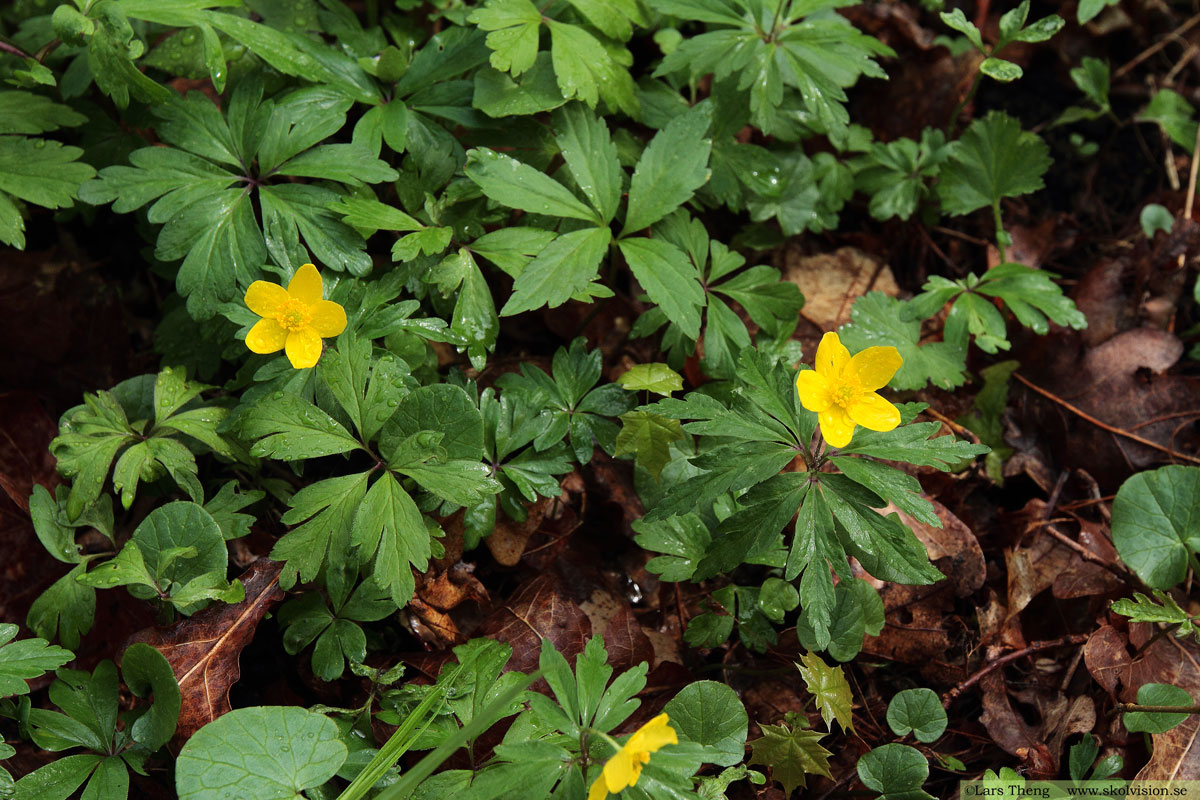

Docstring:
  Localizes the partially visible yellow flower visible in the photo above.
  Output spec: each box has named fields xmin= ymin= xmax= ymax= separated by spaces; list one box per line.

xmin=587 ymin=714 xmax=678 ymax=800
xmin=795 ymin=332 xmax=902 ymax=448
xmin=244 ymin=263 xmax=347 ymax=369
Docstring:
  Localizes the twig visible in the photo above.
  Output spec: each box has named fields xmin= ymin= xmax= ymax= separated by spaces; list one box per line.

xmin=1109 ymin=703 xmax=1200 ymax=716
xmin=942 ymin=634 xmax=1089 ymax=708
xmin=1114 ymin=11 xmax=1200 ymax=79
xmin=924 ymin=407 xmax=980 ymax=443
xmin=1012 ymin=372 xmax=1200 ymax=465
xmin=0 ymin=39 xmax=31 ymax=60
xmin=1187 ymin=120 xmax=1200 ymax=221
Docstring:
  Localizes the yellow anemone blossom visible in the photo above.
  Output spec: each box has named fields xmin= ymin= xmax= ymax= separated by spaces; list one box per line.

xmin=244 ymin=263 xmax=347 ymax=369
xmin=587 ymin=714 xmax=678 ymax=800
xmin=795 ymin=331 xmax=903 ymax=448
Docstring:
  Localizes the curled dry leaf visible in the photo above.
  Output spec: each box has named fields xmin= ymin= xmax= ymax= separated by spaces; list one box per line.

xmin=1084 ymin=624 xmax=1131 ymax=696
xmin=885 ymin=499 xmax=985 ymax=597
xmin=126 ymin=558 xmax=284 ymax=746
xmin=417 ymin=562 xmax=489 ymax=612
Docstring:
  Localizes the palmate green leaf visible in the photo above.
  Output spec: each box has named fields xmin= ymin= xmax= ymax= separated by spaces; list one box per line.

xmin=850 ymin=128 xmax=948 ymax=222
xmin=633 ymin=513 xmax=712 ymax=582
xmin=830 ymin=456 xmax=940 ymax=528
xmin=1111 ymin=465 xmax=1200 ymax=590
xmin=553 ymin=104 xmax=623 ymax=224
xmin=938 ymin=111 xmax=1052 ymax=216
xmin=352 ymin=471 xmax=429 ymax=607
xmin=273 ymin=473 xmax=370 ymax=591
xmin=545 ymin=20 xmax=639 ymax=115
xmin=975 ymin=263 xmax=1088 ymax=335
xmin=796 ymin=651 xmax=854 ymax=733
xmin=500 ymin=226 xmax=613 ymax=315
xmin=622 ymin=106 xmax=712 ymax=235
xmin=642 ymin=441 xmax=797 ymax=522
xmin=259 ymin=183 xmax=371 ymax=275
xmin=619 ymin=238 xmax=706 ymax=339
xmin=469 ymin=0 xmax=543 ymax=77
xmin=617 ymin=363 xmax=684 ymax=396
xmin=0 ymin=136 xmax=96 ymax=248
xmin=176 ymin=706 xmax=347 ymax=800
xmin=0 ymin=624 xmax=73 ymax=698
xmin=748 ymin=721 xmax=833 ymax=796
xmin=381 ymin=384 xmax=484 ymax=462
xmin=614 ymin=411 xmax=685 ymax=481
xmin=242 ymin=392 xmax=364 ymax=460
xmin=0 ymin=91 xmax=87 ymax=135
xmin=838 ymin=292 xmax=966 ymax=391
xmin=1111 ymin=590 xmax=1200 ymax=638
xmin=837 ymin=410 xmax=991 ymax=471
xmin=27 ymin=564 xmax=95 ymax=650
xmin=11 ymin=754 xmax=104 ymax=800
xmin=474 ymin=58 xmax=569 ymax=118
xmin=1139 ymin=90 xmax=1198 ymax=153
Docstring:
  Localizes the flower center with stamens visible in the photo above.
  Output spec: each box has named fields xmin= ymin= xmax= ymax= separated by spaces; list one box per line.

xmin=275 ymin=298 xmax=312 ymax=331
xmin=831 ymin=382 xmax=857 ymax=408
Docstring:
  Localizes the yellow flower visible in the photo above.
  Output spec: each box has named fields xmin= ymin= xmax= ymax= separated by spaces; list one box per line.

xmin=587 ymin=714 xmax=678 ymax=800
xmin=243 ymin=263 xmax=347 ymax=369
xmin=795 ymin=331 xmax=903 ymax=448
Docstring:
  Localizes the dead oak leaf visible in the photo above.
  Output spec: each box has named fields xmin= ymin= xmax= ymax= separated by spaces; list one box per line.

xmin=127 ymin=558 xmax=283 ymax=745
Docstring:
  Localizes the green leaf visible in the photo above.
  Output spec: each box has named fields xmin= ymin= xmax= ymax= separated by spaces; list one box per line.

xmin=837 ymin=415 xmax=990 ymax=472
xmin=243 ymin=392 xmax=363 ymax=460
xmin=939 ymin=9 xmax=983 ymax=50
xmin=1123 ymin=684 xmax=1193 ymax=733
xmin=473 ymin=59 xmax=569 ymax=118
xmin=0 ymin=624 xmax=73 ymax=698
xmin=469 ymin=0 xmax=543 ymax=77
xmin=553 ymin=103 xmax=623 ymax=223
xmin=614 ymin=411 xmax=685 ymax=481
xmin=831 ymin=456 xmax=940 ymax=529
xmin=500 ymin=226 xmax=612 ymax=315
xmin=1078 ymin=0 xmax=1119 ymax=23
xmin=633 ymin=514 xmax=712 ymax=581
xmin=851 ymin=129 xmax=948 ymax=222
xmin=465 ymin=147 xmax=601 ymax=223
xmin=122 ymin=643 xmax=180 ymax=750
xmin=1111 ymin=465 xmax=1200 ymax=590
xmin=748 ymin=721 xmax=832 ymax=796
xmin=545 ymin=20 xmax=638 ymax=115
xmin=622 ymin=107 xmax=711 ymax=235
xmin=662 ymin=680 xmax=748 ymax=767
xmin=0 ymin=136 xmax=95 ymax=248
xmin=352 ymin=472 xmax=428 ymax=608
xmin=796 ymin=650 xmax=855 ymax=733
xmin=1139 ymin=89 xmax=1198 ymax=153
xmin=617 ymin=363 xmax=684 ymax=396
xmin=176 ymin=706 xmax=347 ymax=800
xmin=27 ymin=564 xmax=95 ymax=650
xmin=937 ymin=112 xmax=1051 ymax=216
xmin=12 ymin=754 xmax=103 ymax=800
xmin=979 ymin=57 xmax=1022 ymax=82
xmin=258 ymin=183 xmax=370 ymax=276
xmin=0 ymin=91 xmax=87 ymax=134
xmin=1111 ymin=590 xmax=1200 ymax=638
xmin=1141 ymin=204 xmax=1175 ymax=239
xmin=381 ymin=384 xmax=484 ymax=462
xmin=886 ymin=688 xmax=947 ymax=743
xmin=975 ymin=263 xmax=1087 ymax=335
xmin=272 ymin=473 xmax=370 ymax=591
xmin=838 ymin=292 xmax=966 ymax=391
xmin=857 ymin=743 xmax=933 ymax=800
xmin=619 ymin=238 xmax=705 ymax=339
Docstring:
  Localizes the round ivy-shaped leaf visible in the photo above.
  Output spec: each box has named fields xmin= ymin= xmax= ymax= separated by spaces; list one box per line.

xmin=858 ymin=743 xmax=929 ymax=795
xmin=1124 ymin=683 xmax=1194 ymax=734
xmin=1112 ymin=465 xmax=1200 ymax=590
xmin=130 ymin=502 xmax=227 ymax=604
xmin=176 ymin=706 xmax=347 ymax=800
xmin=380 ymin=384 xmax=483 ymax=461
xmin=122 ymin=643 xmax=180 ymax=751
xmin=757 ymin=578 xmax=799 ymax=623
xmin=886 ymin=689 xmax=947 ymax=743
xmin=662 ymin=680 xmax=749 ymax=767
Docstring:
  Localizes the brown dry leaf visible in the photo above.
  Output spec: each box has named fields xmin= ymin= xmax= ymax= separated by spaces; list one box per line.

xmin=0 ymin=392 xmax=59 ymax=510
xmin=1121 ymin=627 xmax=1200 ymax=780
xmin=126 ymin=558 xmax=283 ymax=745
xmin=407 ymin=597 xmax=463 ymax=646
xmin=1084 ymin=625 xmax=1131 ymax=696
xmin=885 ymin=499 xmax=985 ymax=597
xmin=1045 ymin=695 xmax=1097 ymax=764
xmin=485 ymin=497 xmax=551 ymax=566
xmin=417 ymin=562 xmax=489 ymax=611
xmin=860 ymin=574 xmax=958 ymax=682
xmin=603 ymin=605 xmax=655 ymax=673
xmin=978 ymin=672 xmax=1057 ymax=777
xmin=779 ymin=247 xmax=899 ymax=330
xmin=476 ymin=573 xmax=591 ymax=676
xmin=1005 ymin=532 xmax=1075 ymax=619
xmin=1051 ymin=525 xmax=1125 ymax=600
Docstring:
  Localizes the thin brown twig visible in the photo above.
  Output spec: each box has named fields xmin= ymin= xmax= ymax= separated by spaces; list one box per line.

xmin=942 ymin=634 xmax=1090 ymax=708
xmin=1012 ymin=372 xmax=1200 ymax=465
xmin=1115 ymin=11 xmax=1200 ymax=79
xmin=924 ymin=407 xmax=980 ymax=443
xmin=1187 ymin=120 xmax=1200 ymax=221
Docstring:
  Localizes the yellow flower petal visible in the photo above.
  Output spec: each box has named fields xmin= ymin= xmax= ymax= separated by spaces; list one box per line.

xmin=603 ymin=749 xmax=637 ymax=791
xmin=308 ymin=299 xmax=348 ymax=338
xmin=847 ymin=392 xmax=901 ymax=432
xmin=244 ymin=280 xmax=289 ymax=317
xmin=628 ymin=714 xmax=678 ymax=753
xmin=587 ymin=776 xmax=609 ymax=800
xmin=245 ymin=318 xmax=287 ymax=354
xmin=285 ymin=327 xmax=323 ymax=369
xmin=287 ymin=263 xmax=324 ymax=305
xmin=815 ymin=331 xmax=850 ymax=377
xmin=795 ymin=369 xmax=833 ymax=413
xmin=819 ymin=407 xmax=855 ymax=448
xmin=848 ymin=346 xmax=902 ymax=392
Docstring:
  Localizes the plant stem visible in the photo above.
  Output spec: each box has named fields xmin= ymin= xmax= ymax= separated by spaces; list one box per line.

xmin=1113 ymin=704 xmax=1200 ymax=715
xmin=992 ymin=200 xmax=1006 ymax=262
